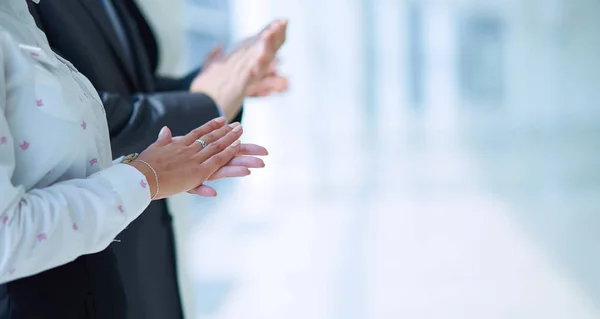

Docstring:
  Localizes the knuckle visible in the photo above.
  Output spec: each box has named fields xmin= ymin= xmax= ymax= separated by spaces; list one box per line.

xmin=208 ymin=140 xmax=225 ymax=151
xmin=188 ymin=128 xmax=202 ymax=139
xmin=191 ymin=165 xmax=209 ymax=180
xmin=203 ymin=132 xmax=215 ymax=142
xmin=211 ymin=153 xmax=227 ymax=164
xmin=205 ymin=120 xmax=218 ymax=128
xmin=208 ymin=122 xmax=219 ymax=130
xmin=216 ymin=126 xmax=229 ymax=136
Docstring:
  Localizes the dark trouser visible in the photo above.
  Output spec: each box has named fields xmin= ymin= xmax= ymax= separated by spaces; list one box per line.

xmin=3 ymin=199 xmax=183 ymax=319
xmin=0 ymin=285 xmax=9 ymax=319
xmin=112 ymin=200 xmax=184 ymax=319
xmin=7 ymin=247 xmax=127 ymax=319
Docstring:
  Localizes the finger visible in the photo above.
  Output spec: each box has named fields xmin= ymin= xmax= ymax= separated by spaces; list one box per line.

xmin=253 ymin=61 xmax=278 ymax=81
xmin=187 ymin=184 xmax=217 ymax=197
xmin=234 ymin=44 xmax=263 ymax=84
xmin=227 ymin=156 xmax=265 ymax=168
xmin=280 ymin=20 xmax=289 ymax=45
xmin=271 ymin=23 xmax=285 ymax=53
xmin=255 ymin=62 xmax=281 ymax=81
xmin=189 ymin=122 xmax=239 ymax=152
xmin=262 ymin=19 xmax=287 ymax=52
xmin=228 ymin=21 xmax=273 ymax=56
xmin=219 ymin=40 xmax=258 ymax=88
xmin=261 ymin=20 xmax=278 ymax=34
xmin=279 ymin=20 xmax=289 ymax=45
xmin=239 ymin=23 xmax=286 ymax=82
xmin=203 ymin=46 xmax=224 ymax=69
xmin=259 ymin=28 xmax=277 ymax=63
xmin=266 ymin=60 xmax=279 ymax=76
xmin=154 ymin=126 xmax=173 ymax=146
xmin=250 ymin=28 xmax=284 ymax=80
xmin=250 ymin=91 xmax=270 ymax=97
xmin=224 ymin=36 xmax=255 ymax=59
xmin=224 ymin=20 xmax=279 ymax=61
xmin=248 ymin=76 xmax=288 ymax=96
xmin=207 ymin=46 xmax=223 ymax=61
xmin=237 ymin=143 xmax=269 ymax=156
xmin=207 ymin=166 xmax=251 ymax=181
xmin=196 ymin=127 xmax=243 ymax=162
xmin=248 ymin=80 xmax=288 ymax=97
xmin=225 ymin=20 xmax=285 ymax=62
xmin=182 ymin=117 xmax=226 ymax=145
xmin=201 ymin=140 xmax=241 ymax=172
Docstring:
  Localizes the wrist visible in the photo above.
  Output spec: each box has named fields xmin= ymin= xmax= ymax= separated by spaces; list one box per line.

xmin=127 ymin=161 xmax=158 ymax=199
xmin=190 ymin=83 xmax=241 ymax=122
xmin=202 ymin=91 xmax=239 ymax=122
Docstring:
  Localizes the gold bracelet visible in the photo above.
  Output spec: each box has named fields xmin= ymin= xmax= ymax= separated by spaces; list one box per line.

xmin=132 ymin=160 xmax=159 ymax=199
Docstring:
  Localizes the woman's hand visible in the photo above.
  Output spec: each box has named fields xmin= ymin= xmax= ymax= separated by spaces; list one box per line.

xmin=169 ymin=125 xmax=270 ymax=197
xmin=189 ymin=142 xmax=269 ymax=197
xmin=127 ymin=117 xmax=244 ymax=200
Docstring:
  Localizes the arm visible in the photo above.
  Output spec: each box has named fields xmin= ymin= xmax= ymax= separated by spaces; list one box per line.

xmin=0 ymin=52 xmax=151 ymax=284
xmin=123 ymin=1 xmax=244 ymax=124
xmin=153 ymin=70 xmax=244 ymax=124
xmin=154 ymin=68 xmax=200 ymax=92
xmin=152 ymin=72 xmax=245 ymax=124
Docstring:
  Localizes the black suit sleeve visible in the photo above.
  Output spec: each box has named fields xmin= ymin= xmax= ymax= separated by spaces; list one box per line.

xmin=153 ymin=68 xmax=244 ymax=124
xmin=101 ymin=91 xmax=221 ymax=156
xmin=126 ymin=0 xmax=245 ymax=123
xmin=154 ymin=68 xmax=199 ymax=92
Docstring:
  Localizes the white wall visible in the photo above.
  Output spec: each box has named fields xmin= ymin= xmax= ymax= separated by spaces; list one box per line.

xmin=135 ymin=0 xmax=187 ymax=76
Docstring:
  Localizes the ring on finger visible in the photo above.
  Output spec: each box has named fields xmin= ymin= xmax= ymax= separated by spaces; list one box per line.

xmin=196 ymin=139 xmax=208 ymax=149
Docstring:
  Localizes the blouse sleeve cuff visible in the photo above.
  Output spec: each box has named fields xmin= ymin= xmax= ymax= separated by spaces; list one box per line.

xmin=90 ymin=163 xmax=151 ymax=223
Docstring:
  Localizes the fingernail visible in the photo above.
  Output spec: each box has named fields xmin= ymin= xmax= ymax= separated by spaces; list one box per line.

xmin=228 ymin=122 xmax=241 ymax=128
xmin=232 ymin=140 xmax=241 ymax=147
xmin=159 ymin=126 xmax=168 ymax=138
xmin=232 ymin=125 xmax=242 ymax=132
xmin=214 ymin=117 xmax=226 ymax=124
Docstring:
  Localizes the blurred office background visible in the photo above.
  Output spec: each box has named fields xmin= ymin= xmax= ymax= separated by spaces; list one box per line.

xmin=137 ymin=0 xmax=600 ymax=318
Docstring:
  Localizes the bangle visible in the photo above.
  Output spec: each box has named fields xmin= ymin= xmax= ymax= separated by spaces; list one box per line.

xmin=132 ymin=160 xmax=159 ymax=199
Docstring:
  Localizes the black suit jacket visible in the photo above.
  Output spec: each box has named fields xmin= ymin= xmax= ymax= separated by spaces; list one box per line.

xmin=28 ymin=0 xmax=242 ymax=156
xmin=8 ymin=1 xmax=240 ymax=319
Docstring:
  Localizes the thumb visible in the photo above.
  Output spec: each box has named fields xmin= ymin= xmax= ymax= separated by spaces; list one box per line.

xmin=187 ymin=184 xmax=218 ymax=197
xmin=156 ymin=126 xmax=172 ymax=145
xmin=209 ymin=46 xmax=223 ymax=59
xmin=204 ymin=45 xmax=224 ymax=68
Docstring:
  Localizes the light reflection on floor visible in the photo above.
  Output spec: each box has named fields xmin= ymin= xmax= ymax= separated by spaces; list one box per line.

xmin=170 ymin=0 xmax=600 ymax=318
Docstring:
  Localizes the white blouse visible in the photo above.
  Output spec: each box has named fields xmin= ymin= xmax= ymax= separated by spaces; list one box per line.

xmin=0 ymin=0 xmax=151 ymax=284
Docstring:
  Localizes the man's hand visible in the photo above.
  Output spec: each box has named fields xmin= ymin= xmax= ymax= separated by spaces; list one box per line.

xmin=203 ymin=48 xmax=288 ymax=98
xmin=190 ymin=19 xmax=289 ymax=121
xmin=246 ymin=59 xmax=288 ymax=97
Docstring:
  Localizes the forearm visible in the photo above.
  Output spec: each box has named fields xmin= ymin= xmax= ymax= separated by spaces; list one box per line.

xmin=154 ymin=69 xmax=245 ymax=123
xmin=154 ymin=68 xmax=201 ymax=92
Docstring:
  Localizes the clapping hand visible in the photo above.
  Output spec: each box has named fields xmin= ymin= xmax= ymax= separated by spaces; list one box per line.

xmin=170 ymin=123 xmax=269 ymax=197
xmin=129 ymin=118 xmax=268 ymax=199
xmin=190 ymin=19 xmax=289 ymax=121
